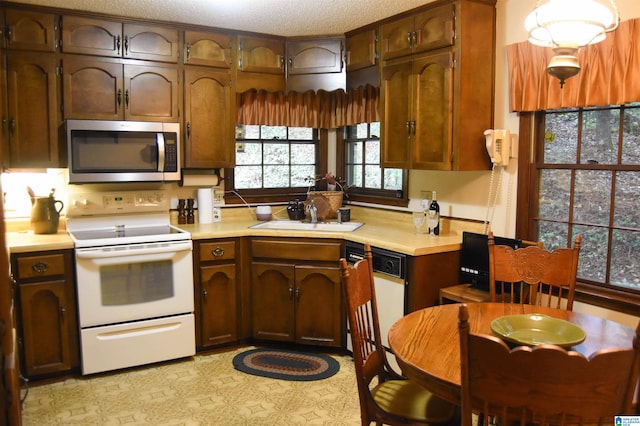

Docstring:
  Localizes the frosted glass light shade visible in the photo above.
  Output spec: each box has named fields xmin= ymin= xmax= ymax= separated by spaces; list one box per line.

xmin=525 ymin=0 xmax=618 ymax=49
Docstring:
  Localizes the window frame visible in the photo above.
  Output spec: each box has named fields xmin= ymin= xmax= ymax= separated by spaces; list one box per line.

xmin=517 ymin=112 xmax=640 ymax=315
xmin=337 ymin=126 xmax=409 ymax=208
xmin=223 ymin=128 xmax=328 ymax=205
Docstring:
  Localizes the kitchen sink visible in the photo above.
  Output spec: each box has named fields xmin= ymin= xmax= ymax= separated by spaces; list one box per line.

xmin=250 ymin=220 xmax=364 ymax=232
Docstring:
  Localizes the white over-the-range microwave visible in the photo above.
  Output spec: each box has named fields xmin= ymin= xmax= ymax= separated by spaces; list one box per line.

xmin=64 ymin=120 xmax=181 ymax=184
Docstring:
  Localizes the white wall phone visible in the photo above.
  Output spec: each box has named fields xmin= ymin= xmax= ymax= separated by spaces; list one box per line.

xmin=484 ymin=129 xmax=511 ymax=166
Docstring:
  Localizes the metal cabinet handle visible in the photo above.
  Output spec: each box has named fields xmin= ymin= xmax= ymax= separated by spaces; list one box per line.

xmin=185 ymin=44 xmax=191 ymax=61
xmin=9 ymin=118 xmax=15 ymax=135
xmin=60 ymin=305 xmax=65 ymax=321
xmin=116 ymin=35 xmax=121 ymax=55
xmin=32 ymin=262 xmax=48 ymax=274
xmin=117 ymin=89 xmax=122 ymax=107
xmin=124 ymin=35 xmax=129 ymax=55
xmin=211 ymin=246 xmax=224 ymax=257
xmin=289 ymin=286 xmax=294 ymax=300
xmin=295 ymin=287 xmax=300 ymax=301
xmin=202 ymin=289 xmax=208 ymax=302
xmin=125 ymin=90 xmax=129 ymax=109
xmin=187 ymin=122 xmax=191 ymax=139
xmin=407 ymin=32 xmax=413 ymax=48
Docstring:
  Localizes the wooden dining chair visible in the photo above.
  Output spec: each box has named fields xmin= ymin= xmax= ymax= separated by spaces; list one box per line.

xmin=458 ymin=303 xmax=640 ymax=426
xmin=340 ymin=244 xmax=456 ymax=426
xmin=488 ymin=231 xmax=581 ymax=310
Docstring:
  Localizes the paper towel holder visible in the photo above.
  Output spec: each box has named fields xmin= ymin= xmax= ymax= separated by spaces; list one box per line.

xmin=180 ymin=168 xmax=221 ymax=187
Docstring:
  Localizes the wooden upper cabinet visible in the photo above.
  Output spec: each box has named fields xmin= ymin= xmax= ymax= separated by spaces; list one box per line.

xmin=184 ymin=67 xmax=235 ymax=168
xmin=346 ymin=28 xmax=377 ymax=72
xmin=61 ymin=16 xmax=179 ymax=63
xmin=4 ymin=9 xmax=59 ymax=52
xmin=380 ymin=3 xmax=454 ymax=61
xmin=62 ymin=55 xmax=179 ymax=122
xmin=237 ymin=35 xmax=284 ymax=75
xmin=286 ymin=37 xmax=343 ymax=75
xmin=5 ymin=51 xmax=62 ymax=168
xmin=184 ymin=30 xmax=232 ymax=68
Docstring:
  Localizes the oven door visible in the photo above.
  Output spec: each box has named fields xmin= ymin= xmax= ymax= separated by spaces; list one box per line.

xmin=75 ymin=240 xmax=194 ymax=328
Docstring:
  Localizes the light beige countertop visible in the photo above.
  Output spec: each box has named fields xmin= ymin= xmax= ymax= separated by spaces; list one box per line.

xmin=4 ymin=206 xmax=485 ymax=256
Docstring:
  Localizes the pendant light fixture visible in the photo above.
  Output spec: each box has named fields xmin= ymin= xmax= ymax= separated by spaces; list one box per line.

xmin=525 ymin=0 xmax=620 ymax=87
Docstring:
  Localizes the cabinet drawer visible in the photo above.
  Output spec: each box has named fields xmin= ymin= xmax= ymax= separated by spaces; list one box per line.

xmin=251 ymin=239 xmax=341 ymax=262
xmin=16 ymin=254 xmax=66 ymax=279
xmin=199 ymin=241 xmax=236 ymax=262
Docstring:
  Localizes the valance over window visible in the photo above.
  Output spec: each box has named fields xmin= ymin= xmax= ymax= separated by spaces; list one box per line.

xmin=507 ymin=18 xmax=640 ymax=112
xmin=236 ymin=84 xmax=379 ymax=129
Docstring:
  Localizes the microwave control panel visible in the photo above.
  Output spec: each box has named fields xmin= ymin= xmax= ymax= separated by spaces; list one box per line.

xmin=67 ymin=190 xmax=169 ymax=217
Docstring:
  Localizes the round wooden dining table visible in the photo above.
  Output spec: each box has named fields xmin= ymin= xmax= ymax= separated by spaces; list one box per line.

xmin=388 ymin=302 xmax=637 ymax=405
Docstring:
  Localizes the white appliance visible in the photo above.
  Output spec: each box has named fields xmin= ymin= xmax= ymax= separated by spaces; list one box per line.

xmin=67 ymin=190 xmax=195 ymax=375
xmin=344 ymin=243 xmax=406 ymax=372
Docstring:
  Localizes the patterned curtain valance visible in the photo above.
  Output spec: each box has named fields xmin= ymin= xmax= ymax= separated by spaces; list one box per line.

xmin=507 ymin=18 xmax=640 ymax=112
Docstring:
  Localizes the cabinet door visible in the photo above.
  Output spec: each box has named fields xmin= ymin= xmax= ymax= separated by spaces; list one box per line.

xmin=412 ymin=51 xmax=453 ymax=170
xmin=5 ymin=51 xmax=61 ymax=168
xmin=184 ymin=68 xmax=234 ymax=168
xmin=124 ymin=63 xmax=179 ymax=121
xmin=61 ymin=16 xmax=122 ymax=57
xmin=4 ymin=9 xmax=58 ymax=52
xmin=19 ymin=280 xmax=78 ymax=377
xmin=287 ymin=37 xmax=343 ymax=75
xmin=346 ymin=29 xmax=377 ymax=72
xmin=381 ymin=57 xmax=412 ymax=169
xmin=412 ymin=4 xmax=455 ymax=55
xmin=184 ymin=30 xmax=232 ymax=68
xmin=62 ymin=55 xmax=124 ymax=120
xmin=380 ymin=15 xmax=414 ymax=61
xmin=237 ymin=35 xmax=285 ymax=75
xmin=251 ymin=262 xmax=295 ymax=342
xmin=295 ymin=266 xmax=342 ymax=347
xmin=198 ymin=263 xmax=238 ymax=347
xmin=123 ymin=23 xmax=179 ymax=63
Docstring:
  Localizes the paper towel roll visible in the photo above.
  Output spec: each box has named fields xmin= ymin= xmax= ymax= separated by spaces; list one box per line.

xmin=197 ymin=188 xmax=213 ymax=224
xmin=182 ymin=173 xmax=220 ymax=187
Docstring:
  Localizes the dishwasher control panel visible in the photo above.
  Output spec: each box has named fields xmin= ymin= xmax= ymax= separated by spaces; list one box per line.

xmin=344 ymin=242 xmax=406 ymax=279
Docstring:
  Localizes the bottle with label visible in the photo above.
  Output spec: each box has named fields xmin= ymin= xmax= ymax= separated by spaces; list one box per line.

xmin=429 ymin=190 xmax=440 ymax=235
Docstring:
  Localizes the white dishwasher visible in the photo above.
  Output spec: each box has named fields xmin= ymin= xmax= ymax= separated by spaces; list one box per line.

xmin=344 ymin=242 xmax=406 ymax=372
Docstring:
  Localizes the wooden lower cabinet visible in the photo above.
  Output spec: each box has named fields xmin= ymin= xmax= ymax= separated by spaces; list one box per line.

xmin=194 ymin=239 xmax=240 ymax=349
xmin=12 ymin=250 xmax=79 ymax=378
xmin=250 ymin=238 xmax=343 ymax=348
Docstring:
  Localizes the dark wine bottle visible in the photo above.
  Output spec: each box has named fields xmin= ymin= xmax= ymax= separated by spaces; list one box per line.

xmin=429 ymin=190 xmax=440 ymax=235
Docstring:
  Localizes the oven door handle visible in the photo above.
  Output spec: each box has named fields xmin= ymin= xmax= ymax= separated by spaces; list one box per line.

xmin=76 ymin=241 xmax=193 ymax=259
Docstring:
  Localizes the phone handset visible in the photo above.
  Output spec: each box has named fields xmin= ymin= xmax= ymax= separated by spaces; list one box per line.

xmin=484 ymin=129 xmax=511 ymax=166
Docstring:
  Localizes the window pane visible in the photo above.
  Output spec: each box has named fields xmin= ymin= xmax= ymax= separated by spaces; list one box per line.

xmin=622 ymin=106 xmax=640 ymax=164
xmin=544 ymin=111 xmax=578 ymax=164
xmin=573 ymin=170 xmax=611 ymax=226
xmin=261 ymin=125 xmax=286 ymax=139
xmin=580 ymin=109 xmax=619 ymax=165
xmin=350 ymin=165 xmax=363 ymax=187
xmin=235 ymin=166 xmax=262 ymax=189
xmin=242 ymin=125 xmax=260 ymax=139
xmin=291 ymin=143 xmax=315 ymax=164
xmin=537 ymin=220 xmax=569 ymax=250
xmin=291 ymin=165 xmax=315 ymax=186
xmin=384 ymin=169 xmax=403 ymax=190
xmin=573 ymin=224 xmax=607 ymax=284
xmin=356 ymin=123 xmax=368 ymax=138
xmin=347 ymin=141 xmax=363 ymax=163
xmin=235 ymin=143 xmax=261 ymax=165
xmin=365 ymin=140 xmax=379 ymax=163
xmin=263 ymin=143 xmax=288 ymax=165
xmin=614 ymin=171 xmax=640 ymax=228
xmin=610 ymin=229 xmax=640 ymax=290
xmin=364 ymin=165 xmax=381 ymax=189
xmin=370 ymin=122 xmax=380 ymax=137
xmin=263 ymin=165 xmax=289 ymax=188
xmin=289 ymin=127 xmax=313 ymax=140
xmin=539 ymin=169 xmax=571 ymax=221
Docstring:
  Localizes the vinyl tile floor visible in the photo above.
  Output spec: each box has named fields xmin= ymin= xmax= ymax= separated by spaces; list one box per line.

xmin=21 ymin=346 xmax=362 ymax=426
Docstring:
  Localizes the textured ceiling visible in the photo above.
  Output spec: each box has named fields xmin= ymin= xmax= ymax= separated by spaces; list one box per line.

xmin=9 ymin=0 xmax=438 ymax=36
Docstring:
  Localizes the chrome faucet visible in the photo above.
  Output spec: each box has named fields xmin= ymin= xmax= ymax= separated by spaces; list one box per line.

xmin=306 ymin=199 xmax=318 ymax=223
